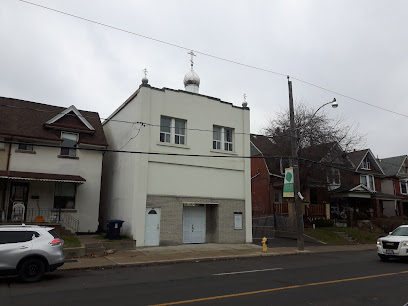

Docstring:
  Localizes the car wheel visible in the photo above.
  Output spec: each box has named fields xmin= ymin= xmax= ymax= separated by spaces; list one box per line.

xmin=18 ymin=258 xmax=46 ymax=282
xmin=379 ymin=254 xmax=389 ymax=262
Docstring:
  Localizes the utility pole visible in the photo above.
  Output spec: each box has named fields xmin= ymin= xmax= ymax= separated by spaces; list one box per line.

xmin=287 ymin=76 xmax=305 ymax=251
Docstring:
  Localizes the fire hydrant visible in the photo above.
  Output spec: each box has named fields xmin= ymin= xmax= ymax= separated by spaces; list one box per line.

xmin=262 ymin=237 xmax=268 ymax=253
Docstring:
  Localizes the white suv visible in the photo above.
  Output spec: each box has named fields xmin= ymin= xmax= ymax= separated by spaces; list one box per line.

xmin=0 ymin=225 xmax=65 ymax=282
xmin=377 ymin=225 xmax=408 ymax=261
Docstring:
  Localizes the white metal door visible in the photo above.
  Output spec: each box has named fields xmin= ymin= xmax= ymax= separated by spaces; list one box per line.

xmin=144 ymin=208 xmax=161 ymax=246
xmin=183 ymin=206 xmax=206 ymax=244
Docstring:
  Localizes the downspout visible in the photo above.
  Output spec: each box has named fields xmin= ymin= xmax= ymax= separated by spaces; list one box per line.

xmin=1 ymin=137 xmax=12 ymax=217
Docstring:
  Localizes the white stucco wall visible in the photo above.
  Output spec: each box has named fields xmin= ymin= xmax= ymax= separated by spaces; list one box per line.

xmin=8 ymin=143 xmax=103 ymax=232
xmin=101 ymin=86 xmax=252 ymax=245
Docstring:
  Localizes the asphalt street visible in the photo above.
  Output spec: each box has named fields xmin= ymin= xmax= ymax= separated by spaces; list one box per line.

xmin=1 ymin=250 xmax=408 ymax=306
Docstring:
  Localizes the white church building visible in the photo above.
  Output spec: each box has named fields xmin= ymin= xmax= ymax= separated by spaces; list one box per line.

xmin=100 ymin=54 xmax=252 ymax=246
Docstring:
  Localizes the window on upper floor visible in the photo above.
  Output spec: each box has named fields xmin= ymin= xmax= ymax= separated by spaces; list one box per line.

xmin=360 ymin=174 xmax=375 ymax=191
xmin=60 ymin=132 xmax=78 ymax=157
xmin=160 ymin=116 xmax=186 ymax=145
xmin=327 ymin=168 xmax=341 ymax=190
xmin=213 ymin=125 xmax=234 ymax=152
xmin=0 ymin=137 xmax=4 ymax=150
xmin=400 ymin=181 xmax=408 ymax=195
xmin=54 ymin=182 xmax=76 ymax=209
xmin=361 ymin=157 xmax=371 ymax=170
xmin=18 ymin=142 xmax=34 ymax=151
xmin=274 ymin=190 xmax=282 ymax=203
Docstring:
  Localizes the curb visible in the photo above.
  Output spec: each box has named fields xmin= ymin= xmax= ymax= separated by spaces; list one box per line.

xmin=59 ymin=246 xmax=375 ymax=272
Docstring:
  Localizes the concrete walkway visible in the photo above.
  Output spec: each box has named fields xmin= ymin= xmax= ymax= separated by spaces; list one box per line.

xmin=61 ymin=242 xmax=376 ymax=271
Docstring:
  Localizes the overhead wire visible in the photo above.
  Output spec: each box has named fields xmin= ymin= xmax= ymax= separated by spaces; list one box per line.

xmin=13 ymin=0 xmax=408 ymax=119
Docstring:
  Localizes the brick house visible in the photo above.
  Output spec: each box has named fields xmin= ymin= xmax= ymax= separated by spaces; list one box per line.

xmin=378 ymin=155 xmax=408 ymax=216
xmin=250 ymin=135 xmax=352 ymax=220
xmin=329 ymin=149 xmax=390 ymax=219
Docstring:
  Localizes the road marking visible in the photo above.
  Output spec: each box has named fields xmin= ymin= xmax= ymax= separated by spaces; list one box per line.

xmin=213 ymin=268 xmax=283 ymax=276
xmin=150 ymin=270 xmax=408 ymax=306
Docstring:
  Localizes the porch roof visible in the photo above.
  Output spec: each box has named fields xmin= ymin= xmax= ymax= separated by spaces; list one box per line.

xmin=0 ymin=171 xmax=86 ymax=184
xmin=329 ymin=184 xmax=373 ymax=199
xmin=371 ymin=192 xmax=405 ymax=201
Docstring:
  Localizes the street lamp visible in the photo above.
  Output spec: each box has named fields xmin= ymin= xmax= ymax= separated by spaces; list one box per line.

xmin=287 ymin=77 xmax=337 ymax=251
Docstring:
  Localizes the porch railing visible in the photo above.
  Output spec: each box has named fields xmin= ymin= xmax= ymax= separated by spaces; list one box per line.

xmin=304 ymin=203 xmax=326 ymax=217
xmin=273 ymin=203 xmax=289 ymax=214
xmin=22 ymin=208 xmax=79 ymax=233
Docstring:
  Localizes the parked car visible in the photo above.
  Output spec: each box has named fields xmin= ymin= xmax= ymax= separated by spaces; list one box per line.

xmin=0 ymin=224 xmax=65 ymax=282
xmin=377 ymin=225 xmax=408 ymax=261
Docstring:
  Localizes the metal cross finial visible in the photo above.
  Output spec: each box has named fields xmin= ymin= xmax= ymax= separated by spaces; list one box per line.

xmin=243 ymin=93 xmax=247 ymax=102
xmin=143 ymin=68 xmax=148 ymax=78
xmin=188 ymin=50 xmax=196 ymax=67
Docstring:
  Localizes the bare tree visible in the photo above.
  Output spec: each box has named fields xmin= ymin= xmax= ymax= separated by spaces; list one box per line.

xmin=262 ymin=102 xmax=366 ymax=152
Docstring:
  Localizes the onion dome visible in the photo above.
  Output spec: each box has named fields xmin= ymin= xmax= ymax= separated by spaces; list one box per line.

xmin=183 ymin=69 xmax=200 ymax=87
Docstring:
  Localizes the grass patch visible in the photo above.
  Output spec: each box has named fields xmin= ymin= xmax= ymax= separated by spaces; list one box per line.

xmin=305 ymin=227 xmax=384 ymax=245
xmin=305 ymin=228 xmax=352 ymax=245
xmin=62 ymin=235 xmax=81 ymax=248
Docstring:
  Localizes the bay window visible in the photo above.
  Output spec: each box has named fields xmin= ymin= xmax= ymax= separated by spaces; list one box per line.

xmin=360 ymin=174 xmax=375 ymax=191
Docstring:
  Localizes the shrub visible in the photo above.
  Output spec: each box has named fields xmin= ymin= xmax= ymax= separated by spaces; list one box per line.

xmin=314 ymin=218 xmax=334 ymax=228
xmin=353 ymin=211 xmax=369 ymax=220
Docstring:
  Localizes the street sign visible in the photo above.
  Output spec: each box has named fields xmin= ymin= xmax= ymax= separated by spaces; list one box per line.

xmin=283 ymin=167 xmax=294 ymax=197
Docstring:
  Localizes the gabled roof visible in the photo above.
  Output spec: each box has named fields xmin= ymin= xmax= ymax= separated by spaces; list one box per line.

xmin=330 ymin=184 xmax=373 ymax=193
xmin=250 ymin=134 xmax=291 ymax=176
xmin=379 ymin=155 xmax=408 ymax=177
xmin=0 ymin=96 xmax=107 ymax=147
xmin=45 ymin=105 xmax=95 ymax=131
xmin=347 ymin=149 xmax=385 ymax=175
xmin=301 ymin=142 xmax=353 ymax=168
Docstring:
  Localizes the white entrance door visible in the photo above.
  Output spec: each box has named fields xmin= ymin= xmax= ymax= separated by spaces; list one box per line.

xmin=144 ymin=208 xmax=161 ymax=246
xmin=183 ymin=206 xmax=206 ymax=244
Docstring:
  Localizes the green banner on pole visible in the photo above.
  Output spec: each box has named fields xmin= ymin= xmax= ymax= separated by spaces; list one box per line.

xmin=283 ymin=167 xmax=294 ymax=197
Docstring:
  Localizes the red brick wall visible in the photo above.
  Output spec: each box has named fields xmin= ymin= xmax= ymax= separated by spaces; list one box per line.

xmin=251 ymin=156 xmax=271 ymax=216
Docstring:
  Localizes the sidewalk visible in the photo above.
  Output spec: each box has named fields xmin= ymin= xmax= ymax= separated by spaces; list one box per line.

xmin=61 ymin=242 xmax=376 ymax=271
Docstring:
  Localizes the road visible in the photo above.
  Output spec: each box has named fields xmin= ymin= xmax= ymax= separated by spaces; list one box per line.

xmin=1 ymin=250 xmax=408 ymax=306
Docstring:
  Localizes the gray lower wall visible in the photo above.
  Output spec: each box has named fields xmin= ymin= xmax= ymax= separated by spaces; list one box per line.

xmin=146 ymin=195 xmax=246 ymax=245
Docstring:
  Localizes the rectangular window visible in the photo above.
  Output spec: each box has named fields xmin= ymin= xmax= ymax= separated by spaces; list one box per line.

xmin=160 ymin=117 xmax=171 ymax=143
xmin=274 ymin=190 xmax=282 ymax=203
xmin=213 ymin=126 xmax=221 ymax=150
xmin=224 ymin=128 xmax=233 ymax=151
xmin=54 ymin=182 xmax=76 ymax=209
xmin=360 ymin=174 xmax=375 ymax=191
xmin=234 ymin=212 xmax=243 ymax=230
xmin=60 ymin=132 xmax=78 ymax=157
xmin=310 ymin=188 xmax=318 ymax=204
xmin=213 ymin=125 xmax=234 ymax=152
xmin=18 ymin=143 xmax=34 ymax=151
xmin=0 ymin=137 xmax=4 ymax=150
xmin=401 ymin=181 xmax=408 ymax=194
xmin=160 ymin=116 xmax=186 ymax=145
xmin=175 ymin=119 xmax=186 ymax=145
xmin=361 ymin=157 xmax=371 ymax=170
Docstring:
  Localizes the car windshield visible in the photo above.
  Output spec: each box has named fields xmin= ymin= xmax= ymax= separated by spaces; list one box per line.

xmin=391 ymin=227 xmax=408 ymax=236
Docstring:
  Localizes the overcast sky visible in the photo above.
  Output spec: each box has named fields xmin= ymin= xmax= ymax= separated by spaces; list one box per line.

xmin=1 ymin=0 xmax=407 ymax=158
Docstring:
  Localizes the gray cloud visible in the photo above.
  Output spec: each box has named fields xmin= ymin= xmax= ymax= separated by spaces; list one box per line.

xmin=1 ymin=0 xmax=407 ymax=157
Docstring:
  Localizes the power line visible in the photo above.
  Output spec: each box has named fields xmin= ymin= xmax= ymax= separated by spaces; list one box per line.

xmin=14 ymin=0 xmax=408 ymax=119
xmin=0 ymin=139 xmax=281 ymax=159
xmin=291 ymin=77 xmax=408 ymax=119
xmin=1 ymin=139 xmax=406 ymax=175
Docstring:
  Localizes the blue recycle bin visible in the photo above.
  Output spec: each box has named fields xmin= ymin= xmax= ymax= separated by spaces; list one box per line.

xmin=105 ymin=219 xmax=124 ymax=240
